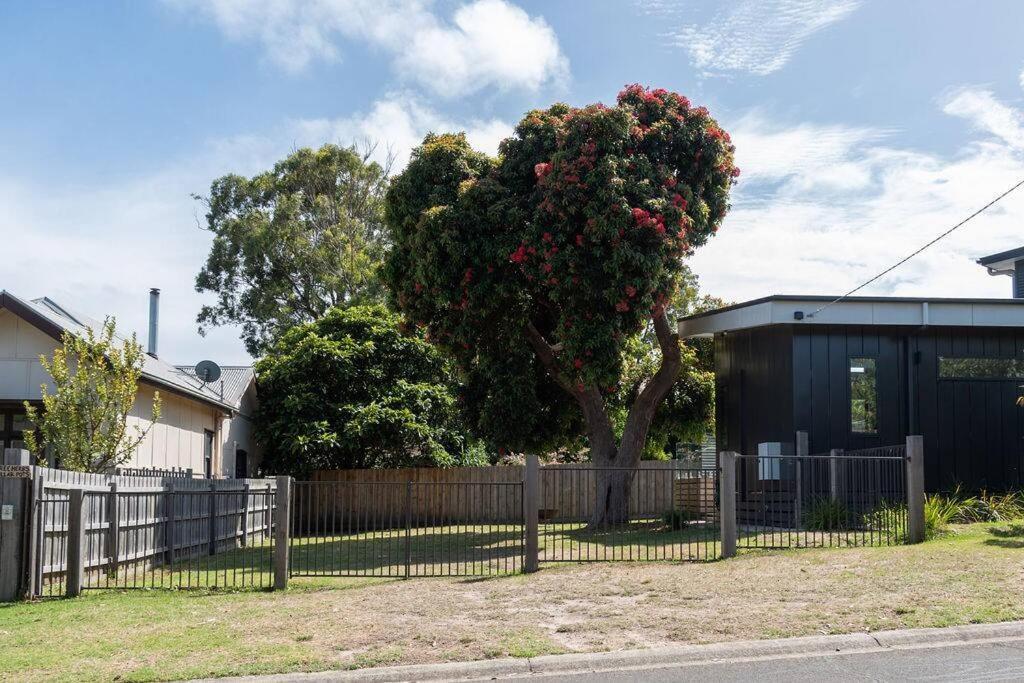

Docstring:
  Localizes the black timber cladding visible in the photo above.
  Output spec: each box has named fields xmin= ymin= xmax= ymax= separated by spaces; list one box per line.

xmin=713 ymin=323 xmax=1024 ymax=492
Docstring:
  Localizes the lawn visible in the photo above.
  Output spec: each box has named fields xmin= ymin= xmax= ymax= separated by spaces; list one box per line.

xmin=2 ymin=522 xmax=1022 ymax=682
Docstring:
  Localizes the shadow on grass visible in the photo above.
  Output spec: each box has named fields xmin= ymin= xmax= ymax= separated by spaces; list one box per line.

xmin=984 ymin=522 xmax=1024 ymax=549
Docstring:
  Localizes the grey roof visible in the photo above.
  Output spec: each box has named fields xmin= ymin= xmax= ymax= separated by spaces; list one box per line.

xmin=977 ymin=246 xmax=1024 ymax=268
xmin=678 ymin=294 xmax=1024 ymax=338
xmin=175 ymin=365 xmax=255 ymax=409
xmin=0 ymin=290 xmax=236 ymax=412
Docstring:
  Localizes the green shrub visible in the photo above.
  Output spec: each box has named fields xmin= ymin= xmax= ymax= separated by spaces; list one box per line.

xmin=862 ymin=500 xmax=907 ymax=540
xmin=662 ymin=508 xmax=694 ymax=530
xmin=804 ymin=497 xmax=850 ymax=531
xmin=924 ymin=492 xmax=962 ymax=538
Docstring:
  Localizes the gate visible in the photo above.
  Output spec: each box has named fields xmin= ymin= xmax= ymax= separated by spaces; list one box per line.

xmin=288 ymin=480 xmax=525 ymax=577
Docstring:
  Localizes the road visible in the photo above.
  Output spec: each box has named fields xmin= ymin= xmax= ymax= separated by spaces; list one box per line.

xmin=495 ymin=640 xmax=1024 ymax=682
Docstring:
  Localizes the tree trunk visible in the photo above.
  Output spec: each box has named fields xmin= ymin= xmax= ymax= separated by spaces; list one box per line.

xmin=524 ymin=311 xmax=682 ymax=531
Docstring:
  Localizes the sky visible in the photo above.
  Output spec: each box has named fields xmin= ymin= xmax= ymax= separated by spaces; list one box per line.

xmin=3 ymin=0 xmax=1024 ymax=365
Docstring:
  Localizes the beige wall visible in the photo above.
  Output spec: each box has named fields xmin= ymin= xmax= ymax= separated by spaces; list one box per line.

xmin=0 ymin=308 xmax=57 ymax=400
xmin=221 ymin=380 xmax=260 ymax=477
xmin=0 ymin=308 xmax=229 ymax=475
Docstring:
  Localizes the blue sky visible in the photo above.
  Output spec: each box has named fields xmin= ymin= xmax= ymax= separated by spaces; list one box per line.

xmin=3 ymin=0 xmax=1024 ymax=364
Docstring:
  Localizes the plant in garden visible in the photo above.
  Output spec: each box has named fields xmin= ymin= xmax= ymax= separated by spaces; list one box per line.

xmin=195 ymin=144 xmax=391 ymax=356
xmin=384 ymin=85 xmax=737 ymax=524
xmin=804 ymin=497 xmax=850 ymax=531
xmin=24 ymin=319 xmax=161 ymax=472
xmin=255 ymin=305 xmax=481 ymax=475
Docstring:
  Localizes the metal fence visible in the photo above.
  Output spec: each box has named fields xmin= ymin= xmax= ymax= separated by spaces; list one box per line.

xmin=734 ymin=445 xmax=909 ymax=550
xmin=289 ymin=480 xmax=524 ymax=577
xmin=538 ymin=466 xmax=719 ymax=563
xmin=32 ymin=481 xmax=275 ymax=598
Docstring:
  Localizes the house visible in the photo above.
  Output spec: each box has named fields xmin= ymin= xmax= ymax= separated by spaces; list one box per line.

xmin=679 ymin=250 xmax=1024 ymax=493
xmin=0 ymin=288 xmax=260 ymax=478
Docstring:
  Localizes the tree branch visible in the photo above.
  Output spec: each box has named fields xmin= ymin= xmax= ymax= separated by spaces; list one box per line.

xmin=618 ymin=310 xmax=683 ymax=464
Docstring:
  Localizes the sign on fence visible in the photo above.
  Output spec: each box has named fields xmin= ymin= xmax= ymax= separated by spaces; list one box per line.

xmin=0 ymin=465 xmax=31 ymax=479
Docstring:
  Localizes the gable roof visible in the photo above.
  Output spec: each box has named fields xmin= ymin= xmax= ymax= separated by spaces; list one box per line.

xmin=0 ymin=290 xmax=236 ymax=412
xmin=175 ymin=365 xmax=255 ymax=409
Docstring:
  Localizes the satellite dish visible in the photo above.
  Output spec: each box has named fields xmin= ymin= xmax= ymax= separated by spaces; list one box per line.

xmin=194 ymin=360 xmax=222 ymax=383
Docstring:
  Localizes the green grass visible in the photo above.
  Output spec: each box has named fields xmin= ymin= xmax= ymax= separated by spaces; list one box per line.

xmin=6 ymin=522 xmax=1021 ymax=681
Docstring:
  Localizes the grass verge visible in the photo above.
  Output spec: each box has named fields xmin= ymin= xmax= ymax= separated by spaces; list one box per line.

xmin=2 ymin=522 xmax=1022 ymax=682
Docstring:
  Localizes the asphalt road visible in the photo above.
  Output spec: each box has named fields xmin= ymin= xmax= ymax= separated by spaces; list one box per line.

xmin=503 ymin=640 xmax=1024 ymax=683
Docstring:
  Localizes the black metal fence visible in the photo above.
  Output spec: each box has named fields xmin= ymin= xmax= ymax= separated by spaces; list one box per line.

xmin=735 ymin=446 xmax=908 ymax=549
xmin=538 ymin=466 xmax=719 ymax=562
xmin=33 ymin=487 xmax=275 ymax=597
xmin=289 ymin=480 xmax=525 ymax=577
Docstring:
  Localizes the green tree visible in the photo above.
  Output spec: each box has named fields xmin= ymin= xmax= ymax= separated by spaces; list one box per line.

xmin=24 ymin=319 xmax=161 ymax=473
xmin=195 ymin=144 xmax=390 ymax=356
xmin=384 ymin=86 xmax=738 ymax=524
xmin=255 ymin=305 xmax=479 ymax=475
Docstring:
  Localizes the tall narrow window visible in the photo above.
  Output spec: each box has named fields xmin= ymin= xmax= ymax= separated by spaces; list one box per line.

xmin=849 ymin=357 xmax=878 ymax=434
xmin=204 ymin=430 xmax=215 ymax=479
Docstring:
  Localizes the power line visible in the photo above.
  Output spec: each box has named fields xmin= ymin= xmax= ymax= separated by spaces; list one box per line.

xmin=808 ymin=177 xmax=1024 ymax=318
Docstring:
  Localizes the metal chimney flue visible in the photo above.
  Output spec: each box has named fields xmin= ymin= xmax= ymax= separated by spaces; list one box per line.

xmin=148 ymin=288 xmax=160 ymax=358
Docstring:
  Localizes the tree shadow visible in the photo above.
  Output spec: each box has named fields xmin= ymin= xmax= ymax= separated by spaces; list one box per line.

xmin=984 ymin=522 xmax=1024 ymax=549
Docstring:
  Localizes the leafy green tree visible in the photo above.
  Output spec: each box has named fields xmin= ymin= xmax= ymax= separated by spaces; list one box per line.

xmin=24 ymin=319 xmax=161 ymax=473
xmin=195 ymin=144 xmax=390 ymax=355
xmin=384 ymin=86 xmax=738 ymax=523
xmin=255 ymin=305 xmax=479 ymax=475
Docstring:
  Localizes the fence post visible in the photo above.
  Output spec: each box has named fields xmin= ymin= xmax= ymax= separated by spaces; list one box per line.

xmin=30 ymin=472 xmax=44 ymax=598
xmin=829 ymin=449 xmax=841 ymax=501
xmin=524 ymin=454 xmax=539 ymax=573
xmin=66 ymin=488 xmax=85 ymax=597
xmin=403 ymin=481 xmax=412 ymax=579
xmin=165 ymin=485 xmax=176 ymax=566
xmin=273 ymin=476 xmax=290 ymax=590
xmin=795 ymin=431 xmax=807 ymax=532
xmin=719 ymin=451 xmax=737 ymax=559
xmin=208 ymin=483 xmax=217 ymax=556
xmin=0 ymin=448 xmax=31 ymax=602
xmin=107 ymin=482 xmax=119 ymax=577
xmin=906 ymin=435 xmax=925 ymax=543
xmin=240 ymin=483 xmax=250 ymax=547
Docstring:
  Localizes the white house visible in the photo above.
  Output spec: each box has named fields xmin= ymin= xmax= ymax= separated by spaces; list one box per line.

xmin=0 ymin=289 xmax=260 ymax=478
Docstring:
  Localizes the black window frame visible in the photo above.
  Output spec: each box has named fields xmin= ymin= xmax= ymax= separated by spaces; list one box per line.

xmin=848 ymin=355 xmax=879 ymax=436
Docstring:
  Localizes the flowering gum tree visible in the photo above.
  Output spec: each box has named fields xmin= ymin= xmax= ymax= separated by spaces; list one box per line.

xmin=384 ymin=86 xmax=738 ymax=524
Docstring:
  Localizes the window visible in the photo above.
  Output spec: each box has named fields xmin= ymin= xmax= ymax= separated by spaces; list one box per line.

xmin=203 ymin=430 xmax=215 ymax=479
xmin=849 ymin=357 xmax=877 ymax=434
xmin=938 ymin=357 xmax=1024 ymax=380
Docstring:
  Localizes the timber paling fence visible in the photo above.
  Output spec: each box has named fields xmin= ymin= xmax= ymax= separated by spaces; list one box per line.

xmin=0 ymin=435 xmax=926 ymax=599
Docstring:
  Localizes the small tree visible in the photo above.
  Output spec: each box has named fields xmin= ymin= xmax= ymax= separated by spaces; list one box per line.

xmin=24 ymin=318 xmax=161 ymax=472
xmin=255 ymin=305 xmax=479 ymax=476
xmin=384 ymin=85 xmax=737 ymax=524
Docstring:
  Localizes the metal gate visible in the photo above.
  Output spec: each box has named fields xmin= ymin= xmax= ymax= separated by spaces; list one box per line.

xmin=288 ymin=480 xmax=525 ymax=577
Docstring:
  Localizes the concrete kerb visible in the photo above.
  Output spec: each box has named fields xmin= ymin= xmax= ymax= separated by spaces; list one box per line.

xmin=194 ymin=621 xmax=1024 ymax=683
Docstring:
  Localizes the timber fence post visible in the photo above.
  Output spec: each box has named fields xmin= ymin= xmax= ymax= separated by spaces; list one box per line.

xmin=524 ymin=454 xmax=539 ymax=573
xmin=273 ymin=476 xmax=290 ymax=590
xmin=719 ymin=451 xmax=737 ymax=559
xmin=795 ymin=431 xmax=807 ymax=533
xmin=906 ymin=435 xmax=925 ymax=544
xmin=66 ymin=488 xmax=85 ymax=597
xmin=107 ymin=482 xmax=119 ymax=577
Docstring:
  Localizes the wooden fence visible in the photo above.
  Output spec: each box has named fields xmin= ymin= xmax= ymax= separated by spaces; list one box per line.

xmin=306 ymin=461 xmax=690 ymax=526
xmin=27 ymin=464 xmax=276 ymax=597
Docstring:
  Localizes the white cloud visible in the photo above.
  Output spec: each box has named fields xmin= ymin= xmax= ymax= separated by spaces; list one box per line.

xmin=943 ymin=87 xmax=1024 ymax=150
xmin=165 ymin=0 xmax=568 ymax=97
xmin=1019 ymin=67 xmax=1024 ymax=90
xmin=650 ymin=0 xmax=860 ymax=76
xmin=1 ymin=98 xmax=511 ymax=364
xmin=294 ymin=95 xmax=513 ymax=168
xmin=689 ymin=91 xmax=1024 ymax=303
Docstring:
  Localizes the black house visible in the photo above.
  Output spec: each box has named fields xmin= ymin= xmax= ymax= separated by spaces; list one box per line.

xmin=679 ymin=250 xmax=1024 ymax=493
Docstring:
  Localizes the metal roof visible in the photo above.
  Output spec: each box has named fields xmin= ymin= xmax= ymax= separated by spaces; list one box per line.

xmin=678 ymin=294 xmax=1024 ymax=338
xmin=977 ymin=246 xmax=1024 ymax=268
xmin=0 ymin=290 xmax=236 ymax=412
xmin=175 ymin=365 xmax=255 ymax=409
